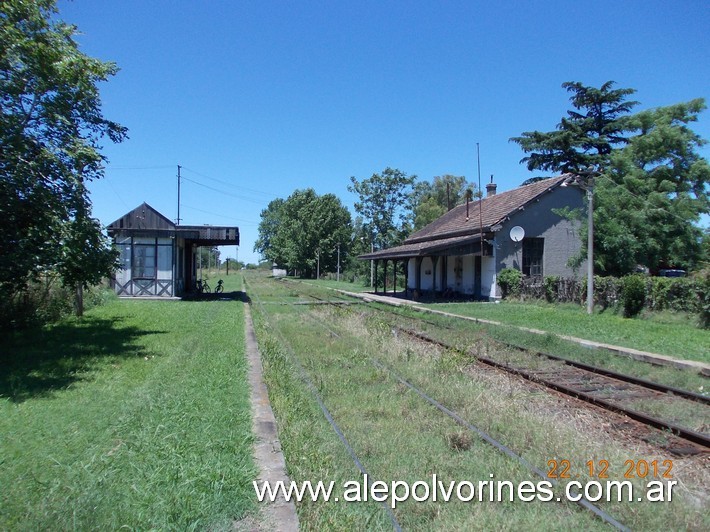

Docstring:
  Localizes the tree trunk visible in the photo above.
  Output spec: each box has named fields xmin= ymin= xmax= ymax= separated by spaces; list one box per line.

xmin=75 ymin=283 xmax=84 ymax=317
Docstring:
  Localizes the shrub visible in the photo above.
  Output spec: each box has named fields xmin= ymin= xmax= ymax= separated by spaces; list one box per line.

xmin=621 ymin=274 xmax=646 ymax=318
xmin=497 ymin=268 xmax=522 ymax=299
xmin=648 ymin=277 xmax=673 ymax=311
xmin=594 ymin=276 xmax=622 ymax=311
xmin=0 ymin=277 xmax=114 ymax=330
xmin=543 ymin=275 xmax=560 ymax=303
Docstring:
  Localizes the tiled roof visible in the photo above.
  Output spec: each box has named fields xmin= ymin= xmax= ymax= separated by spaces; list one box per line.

xmin=407 ymin=175 xmax=569 ymax=243
xmin=359 ymin=175 xmax=571 ymax=260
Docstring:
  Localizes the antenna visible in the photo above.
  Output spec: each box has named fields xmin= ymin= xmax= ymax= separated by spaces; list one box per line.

xmin=477 ymin=144 xmax=483 ymax=258
xmin=177 ymin=164 xmax=182 ymax=225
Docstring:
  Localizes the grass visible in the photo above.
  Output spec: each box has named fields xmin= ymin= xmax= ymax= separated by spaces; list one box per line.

xmin=422 ymin=300 xmax=710 ymax=363
xmin=0 ymin=283 xmax=255 ymax=529
xmin=292 ymin=277 xmax=373 ymax=293
xmin=368 ymin=302 xmax=709 ymax=397
xmin=245 ymin=271 xmax=709 ymax=530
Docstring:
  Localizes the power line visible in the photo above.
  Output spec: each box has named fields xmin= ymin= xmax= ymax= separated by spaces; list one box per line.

xmin=181 ymin=166 xmax=278 ymax=199
xmin=106 ymin=165 xmax=175 ymax=170
xmin=182 ymin=204 xmax=259 ymax=225
xmin=180 ymin=176 xmax=268 ymax=206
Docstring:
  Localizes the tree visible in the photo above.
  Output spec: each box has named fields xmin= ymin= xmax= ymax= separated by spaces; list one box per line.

xmin=595 ymin=100 xmax=709 ymax=275
xmin=511 ymin=81 xmax=709 ymax=275
xmin=409 ymin=174 xmax=475 ymax=230
xmin=255 ymin=189 xmax=352 ymax=278
xmin=196 ymin=246 xmax=221 ymax=272
xmin=510 ymin=81 xmax=638 ymax=173
xmin=348 ymin=167 xmax=416 ymax=250
xmin=254 ymin=198 xmax=285 ymax=264
xmin=0 ymin=0 xmax=127 ymax=311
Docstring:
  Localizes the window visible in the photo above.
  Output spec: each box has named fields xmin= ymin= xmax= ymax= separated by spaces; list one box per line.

xmin=125 ymin=237 xmax=174 ymax=280
xmin=522 ymin=238 xmax=544 ymax=277
xmin=133 ymin=243 xmax=156 ymax=278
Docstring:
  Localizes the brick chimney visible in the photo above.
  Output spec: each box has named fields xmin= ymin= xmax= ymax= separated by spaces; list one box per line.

xmin=486 ymin=175 xmax=497 ymax=197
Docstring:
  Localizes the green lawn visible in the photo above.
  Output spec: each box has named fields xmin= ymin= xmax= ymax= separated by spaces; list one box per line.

xmin=423 ymin=301 xmax=709 ymax=363
xmin=0 ymin=289 xmax=255 ymax=529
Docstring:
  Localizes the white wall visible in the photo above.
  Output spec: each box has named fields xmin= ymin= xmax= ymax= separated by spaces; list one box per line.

xmin=481 ymin=255 xmax=497 ymax=299
xmin=420 ymin=257 xmax=434 ymax=291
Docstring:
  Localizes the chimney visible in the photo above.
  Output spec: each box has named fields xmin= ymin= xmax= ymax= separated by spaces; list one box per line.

xmin=486 ymin=175 xmax=497 ymax=197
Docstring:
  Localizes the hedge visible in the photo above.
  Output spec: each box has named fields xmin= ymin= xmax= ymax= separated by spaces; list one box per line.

xmin=503 ymin=270 xmax=708 ymax=327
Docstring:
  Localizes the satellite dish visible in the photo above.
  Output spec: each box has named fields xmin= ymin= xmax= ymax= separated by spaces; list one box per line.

xmin=509 ymin=226 xmax=525 ymax=242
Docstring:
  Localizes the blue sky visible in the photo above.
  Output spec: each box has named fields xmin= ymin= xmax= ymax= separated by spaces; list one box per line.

xmin=58 ymin=0 xmax=710 ymax=264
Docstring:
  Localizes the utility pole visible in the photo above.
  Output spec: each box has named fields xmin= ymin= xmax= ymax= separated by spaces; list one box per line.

xmin=477 ymin=143 xmax=483 ymax=259
xmin=177 ymin=165 xmax=182 ymax=225
xmin=337 ymin=243 xmax=341 ymax=282
xmin=316 ymin=249 xmax=320 ymax=279
xmin=565 ymin=168 xmax=596 ymax=315
xmin=585 ymin=175 xmax=595 ymax=315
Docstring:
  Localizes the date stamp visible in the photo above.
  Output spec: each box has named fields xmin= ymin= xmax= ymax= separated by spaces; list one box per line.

xmin=547 ymin=459 xmax=673 ymax=480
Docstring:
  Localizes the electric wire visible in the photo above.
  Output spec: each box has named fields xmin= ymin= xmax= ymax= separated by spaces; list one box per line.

xmin=180 ymin=176 xmax=268 ymax=205
xmin=181 ymin=203 xmax=259 ymax=225
xmin=180 ymin=166 xmax=278 ymax=199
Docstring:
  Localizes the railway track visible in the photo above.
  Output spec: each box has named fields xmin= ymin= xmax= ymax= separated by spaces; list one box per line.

xmin=247 ymin=275 xmax=631 ymax=530
xmin=396 ymin=326 xmax=709 ymax=455
xmin=277 ymin=278 xmax=710 ymax=454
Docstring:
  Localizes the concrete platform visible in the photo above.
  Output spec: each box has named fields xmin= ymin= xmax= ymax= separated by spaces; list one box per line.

xmin=243 ymin=305 xmax=299 ymax=531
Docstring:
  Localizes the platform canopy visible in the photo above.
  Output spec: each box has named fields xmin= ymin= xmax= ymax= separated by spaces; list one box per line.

xmin=107 ymin=202 xmax=239 ymax=246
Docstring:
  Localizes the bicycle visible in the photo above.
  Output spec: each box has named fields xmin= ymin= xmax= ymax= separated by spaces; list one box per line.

xmin=196 ymin=279 xmax=211 ymax=293
xmin=214 ymin=279 xmax=224 ymax=294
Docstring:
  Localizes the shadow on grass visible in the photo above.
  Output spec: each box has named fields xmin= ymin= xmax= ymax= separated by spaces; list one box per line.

xmin=2 ymin=316 xmax=165 ymax=403
xmin=181 ymin=290 xmax=251 ymax=303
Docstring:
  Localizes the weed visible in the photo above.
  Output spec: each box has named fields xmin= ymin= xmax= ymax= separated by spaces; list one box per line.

xmin=446 ymin=431 xmax=473 ymax=451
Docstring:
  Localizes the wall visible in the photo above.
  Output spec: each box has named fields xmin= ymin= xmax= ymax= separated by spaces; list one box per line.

xmin=482 ymin=254 xmax=496 ymax=298
xmin=495 ymin=185 xmax=586 ymax=279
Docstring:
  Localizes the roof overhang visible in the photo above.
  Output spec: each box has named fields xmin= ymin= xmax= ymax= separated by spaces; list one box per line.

xmin=109 ymin=225 xmax=240 ymax=247
xmin=359 ymin=232 xmax=492 ymax=261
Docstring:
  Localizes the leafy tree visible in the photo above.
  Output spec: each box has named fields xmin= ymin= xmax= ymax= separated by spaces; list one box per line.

xmin=409 ymin=174 xmax=476 ymax=230
xmin=512 ymin=81 xmax=708 ymax=275
xmin=196 ymin=246 xmax=221 ymax=272
xmin=254 ymin=198 xmax=285 ymax=264
xmin=341 ymin=215 xmax=374 ymax=283
xmin=595 ymin=100 xmax=709 ymax=275
xmin=348 ymin=167 xmax=416 ymax=250
xmin=255 ymin=189 xmax=352 ymax=277
xmin=510 ymin=81 xmax=638 ymax=173
xmin=0 ymin=0 xmax=127 ymax=312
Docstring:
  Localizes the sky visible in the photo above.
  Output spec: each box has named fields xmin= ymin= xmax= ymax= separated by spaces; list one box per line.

xmin=57 ymin=0 xmax=710 ymax=265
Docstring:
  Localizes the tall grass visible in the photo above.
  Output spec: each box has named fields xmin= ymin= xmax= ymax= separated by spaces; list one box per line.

xmin=245 ymin=271 xmax=709 ymax=530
